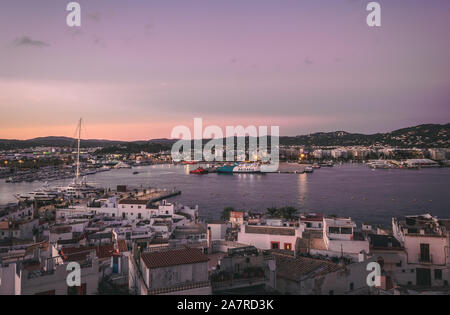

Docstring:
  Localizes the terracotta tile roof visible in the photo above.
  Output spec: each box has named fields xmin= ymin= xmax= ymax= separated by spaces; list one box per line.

xmin=296 ymin=237 xmax=327 ymax=251
xmin=230 ymin=211 xmax=244 ymax=219
xmin=117 ymin=240 xmax=128 ymax=253
xmin=141 ymin=248 xmax=208 ymax=269
xmin=96 ymin=244 xmax=115 ymax=259
xmin=273 ymin=252 xmax=343 ymax=281
xmin=0 ymin=221 xmax=19 ymax=230
xmin=245 ymin=225 xmax=295 ymax=236
xmin=61 ymin=245 xmax=116 ymax=261
xmin=60 ymin=246 xmax=95 ymax=262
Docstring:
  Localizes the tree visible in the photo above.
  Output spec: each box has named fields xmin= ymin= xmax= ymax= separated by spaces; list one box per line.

xmin=266 ymin=207 xmax=279 ymax=218
xmin=221 ymin=207 xmax=235 ymax=221
xmin=281 ymin=206 xmax=298 ymax=220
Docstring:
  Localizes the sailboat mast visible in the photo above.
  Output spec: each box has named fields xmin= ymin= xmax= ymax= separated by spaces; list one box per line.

xmin=76 ymin=118 xmax=82 ymax=183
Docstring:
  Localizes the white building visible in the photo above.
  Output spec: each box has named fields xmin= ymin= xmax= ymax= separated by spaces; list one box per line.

xmin=322 ymin=217 xmax=370 ymax=258
xmin=392 ymin=214 xmax=450 ymax=287
xmin=129 ymin=248 xmax=211 ymax=295
xmin=0 ymin=244 xmax=99 ymax=295
xmin=207 ymin=221 xmax=229 ymax=241
xmin=238 ymin=224 xmax=301 ymax=251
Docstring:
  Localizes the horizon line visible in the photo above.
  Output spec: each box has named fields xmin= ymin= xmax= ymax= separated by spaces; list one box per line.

xmin=0 ymin=122 xmax=448 ymax=143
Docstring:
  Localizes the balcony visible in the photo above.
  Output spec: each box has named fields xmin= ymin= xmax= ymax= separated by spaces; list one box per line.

xmin=418 ymin=254 xmax=433 ymax=264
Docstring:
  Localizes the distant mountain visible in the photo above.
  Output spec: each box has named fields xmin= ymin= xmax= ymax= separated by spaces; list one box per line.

xmin=280 ymin=123 xmax=450 ymax=148
xmin=0 ymin=123 xmax=448 ymax=151
xmin=0 ymin=136 xmax=127 ymax=150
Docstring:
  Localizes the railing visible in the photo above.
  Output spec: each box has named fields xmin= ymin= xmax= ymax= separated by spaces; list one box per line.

xmin=147 ymin=281 xmax=211 ymax=295
xmin=418 ymin=254 xmax=433 ymax=264
xmin=212 ymin=277 xmax=266 ymax=289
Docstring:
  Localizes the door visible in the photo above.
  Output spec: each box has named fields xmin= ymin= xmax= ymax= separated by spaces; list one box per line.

xmin=416 ymin=268 xmax=431 ymax=286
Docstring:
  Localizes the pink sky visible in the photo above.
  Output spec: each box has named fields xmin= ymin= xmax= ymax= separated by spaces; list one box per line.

xmin=0 ymin=0 xmax=449 ymax=140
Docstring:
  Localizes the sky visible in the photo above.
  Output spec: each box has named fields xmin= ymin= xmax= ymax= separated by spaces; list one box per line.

xmin=0 ymin=0 xmax=449 ymax=140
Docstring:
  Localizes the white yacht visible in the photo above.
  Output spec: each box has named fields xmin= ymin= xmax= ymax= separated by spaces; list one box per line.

xmin=233 ymin=164 xmax=261 ymax=173
xmin=15 ymin=191 xmax=58 ymax=202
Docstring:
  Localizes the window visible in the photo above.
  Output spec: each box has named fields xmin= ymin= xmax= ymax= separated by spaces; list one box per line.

xmin=271 ymin=242 xmax=280 ymax=250
xmin=284 ymin=243 xmax=292 ymax=250
xmin=329 ymin=227 xmax=340 ymax=234
xmin=434 ymin=269 xmax=442 ymax=280
xmin=341 ymin=227 xmax=353 ymax=235
xmin=138 ymin=213 xmax=142 ymax=219
xmin=350 ymin=283 xmax=354 ymax=291
xmin=420 ymin=244 xmax=430 ymax=262
xmin=138 ymin=206 xmax=141 ymax=209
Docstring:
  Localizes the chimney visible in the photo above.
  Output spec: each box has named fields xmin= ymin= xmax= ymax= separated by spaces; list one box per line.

xmin=207 ymin=226 xmax=212 ymax=254
xmin=358 ymin=250 xmax=366 ymax=263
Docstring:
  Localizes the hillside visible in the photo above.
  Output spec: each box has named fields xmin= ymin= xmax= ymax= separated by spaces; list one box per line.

xmin=0 ymin=124 xmax=448 ymax=151
xmin=280 ymin=124 xmax=449 ymax=148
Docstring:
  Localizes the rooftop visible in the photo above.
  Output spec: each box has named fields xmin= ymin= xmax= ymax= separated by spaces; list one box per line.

xmin=118 ymin=199 xmax=148 ymax=205
xmin=394 ymin=214 xmax=448 ymax=237
xmin=141 ymin=248 xmax=208 ymax=269
xmin=369 ymin=234 xmax=402 ymax=250
xmin=245 ymin=225 xmax=295 ymax=236
xmin=273 ymin=252 xmax=344 ymax=281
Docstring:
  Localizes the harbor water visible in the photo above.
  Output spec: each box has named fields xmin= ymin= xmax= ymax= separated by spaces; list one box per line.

xmin=0 ymin=163 xmax=448 ymax=226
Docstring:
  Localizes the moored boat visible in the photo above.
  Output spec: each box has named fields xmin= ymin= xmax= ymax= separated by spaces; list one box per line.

xmin=190 ymin=167 xmax=208 ymax=175
xmin=233 ymin=164 xmax=261 ymax=173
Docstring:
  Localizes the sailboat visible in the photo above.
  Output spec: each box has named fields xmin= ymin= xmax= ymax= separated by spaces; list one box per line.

xmin=52 ymin=118 xmax=100 ymax=198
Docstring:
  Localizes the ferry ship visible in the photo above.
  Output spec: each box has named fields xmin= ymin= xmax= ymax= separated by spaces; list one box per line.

xmin=217 ymin=163 xmax=261 ymax=174
xmin=233 ymin=164 xmax=261 ymax=173
xmin=217 ymin=163 xmax=238 ymax=173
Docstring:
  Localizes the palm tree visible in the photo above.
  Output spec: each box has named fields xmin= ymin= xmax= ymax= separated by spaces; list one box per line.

xmin=221 ymin=207 xmax=235 ymax=221
xmin=266 ymin=207 xmax=279 ymax=218
xmin=281 ymin=206 xmax=298 ymax=220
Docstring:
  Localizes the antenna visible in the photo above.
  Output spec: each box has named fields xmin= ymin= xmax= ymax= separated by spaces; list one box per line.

xmin=76 ymin=118 xmax=82 ymax=184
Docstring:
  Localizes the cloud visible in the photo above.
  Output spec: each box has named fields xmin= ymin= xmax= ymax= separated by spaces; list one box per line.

xmin=87 ymin=11 xmax=101 ymax=22
xmin=304 ymin=57 xmax=314 ymax=65
xmin=13 ymin=36 xmax=49 ymax=47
